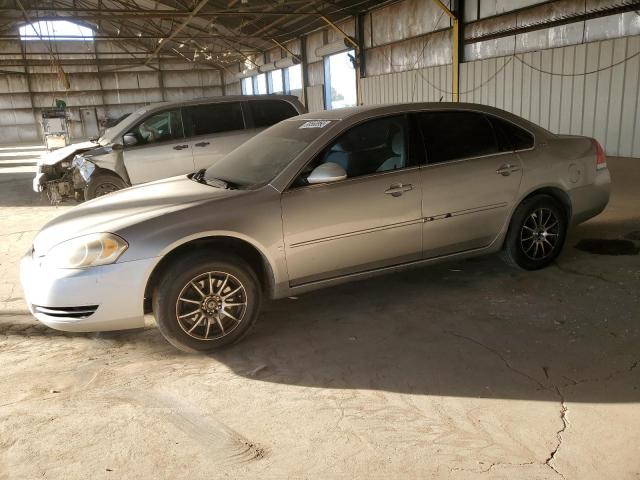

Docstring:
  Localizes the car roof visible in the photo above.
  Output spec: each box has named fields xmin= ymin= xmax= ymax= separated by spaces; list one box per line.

xmin=294 ymin=102 xmax=518 ymax=120
xmin=292 ymin=102 xmax=548 ymax=135
xmin=142 ymin=94 xmax=303 ymax=114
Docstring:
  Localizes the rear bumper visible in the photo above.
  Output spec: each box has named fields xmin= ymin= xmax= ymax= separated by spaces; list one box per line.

xmin=569 ymin=168 xmax=611 ymax=225
xmin=20 ymin=252 xmax=156 ymax=332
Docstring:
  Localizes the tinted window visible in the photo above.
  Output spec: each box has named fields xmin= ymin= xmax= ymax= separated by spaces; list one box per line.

xmin=125 ymin=109 xmax=183 ymax=145
xmin=294 ymin=115 xmax=408 ymax=186
xmin=249 ymin=100 xmax=298 ymax=128
xmin=416 ymin=111 xmax=499 ymax=164
xmin=488 ymin=115 xmax=534 ymax=151
xmin=184 ymin=102 xmax=244 ymax=137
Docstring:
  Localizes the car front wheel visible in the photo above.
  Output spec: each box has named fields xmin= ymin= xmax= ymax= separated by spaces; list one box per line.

xmin=502 ymin=194 xmax=567 ymax=270
xmin=152 ymin=253 xmax=262 ymax=353
xmin=84 ymin=171 xmax=127 ymax=200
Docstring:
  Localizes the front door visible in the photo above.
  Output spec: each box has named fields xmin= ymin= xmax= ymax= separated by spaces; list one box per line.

xmin=281 ymin=115 xmax=423 ymax=286
xmin=414 ymin=110 xmax=524 ymax=258
xmin=122 ymin=108 xmax=194 ymax=184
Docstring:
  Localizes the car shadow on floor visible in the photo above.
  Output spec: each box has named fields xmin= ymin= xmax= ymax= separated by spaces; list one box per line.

xmin=209 ymin=253 xmax=640 ymax=403
xmin=4 ymin=248 xmax=638 ymax=404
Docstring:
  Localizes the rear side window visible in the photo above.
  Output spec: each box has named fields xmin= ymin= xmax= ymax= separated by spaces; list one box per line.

xmin=416 ymin=111 xmax=499 ymax=164
xmin=248 ymin=100 xmax=298 ymax=128
xmin=487 ymin=115 xmax=534 ymax=151
xmin=184 ymin=102 xmax=244 ymax=137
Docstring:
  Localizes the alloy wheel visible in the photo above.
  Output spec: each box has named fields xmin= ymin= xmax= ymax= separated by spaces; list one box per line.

xmin=520 ymin=207 xmax=560 ymax=260
xmin=175 ymin=271 xmax=248 ymax=341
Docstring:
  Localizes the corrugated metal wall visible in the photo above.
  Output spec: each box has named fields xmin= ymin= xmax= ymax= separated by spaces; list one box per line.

xmin=360 ymin=64 xmax=453 ymax=104
xmin=0 ymin=39 xmax=224 ymax=144
xmin=360 ymin=35 xmax=640 ymax=157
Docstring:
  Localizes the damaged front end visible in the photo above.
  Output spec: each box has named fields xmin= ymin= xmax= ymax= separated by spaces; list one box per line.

xmin=35 ymin=144 xmax=126 ymax=204
xmin=35 ymin=160 xmax=83 ymax=204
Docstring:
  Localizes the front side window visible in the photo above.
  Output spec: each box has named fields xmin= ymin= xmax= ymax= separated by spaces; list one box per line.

xmin=249 ymin=100 xmax=298 ymax=128
xmin=184 ymin=102 xmax=244 ymax=137
xmin=324 ymin=50 xmax=357 ymax=110
xmin=125 ymin=109 xmax=183 ymax=146
xmin=293 ymin=115 xmax=408 ymax=187
xmin=416 ymin=111 xmax=500 ymax=164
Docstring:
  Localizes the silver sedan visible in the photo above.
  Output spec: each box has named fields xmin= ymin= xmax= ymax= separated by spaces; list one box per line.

xmin=20 ymin=103 xmax=610 ymax=352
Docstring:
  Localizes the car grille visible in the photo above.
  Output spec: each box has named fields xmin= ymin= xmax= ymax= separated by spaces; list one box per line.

xmin=33 ymin=305 xmax=98 ymax=319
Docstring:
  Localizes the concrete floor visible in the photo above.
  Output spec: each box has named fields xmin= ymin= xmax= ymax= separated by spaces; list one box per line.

xmin=0 ymin=145 xmax=639 ymax=479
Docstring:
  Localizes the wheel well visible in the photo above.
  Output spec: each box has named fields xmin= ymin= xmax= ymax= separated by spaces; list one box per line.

xmin=91 ymin=167 xmax=125 ymax=181
xmin=522 ymin=187 xmax=572 ymax=221
xmin=143 ymin=236 xmax=274 ymax=313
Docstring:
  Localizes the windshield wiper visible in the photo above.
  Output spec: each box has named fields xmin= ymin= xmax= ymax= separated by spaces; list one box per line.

xmin=192 ymin=169 xmax=231 ymax=189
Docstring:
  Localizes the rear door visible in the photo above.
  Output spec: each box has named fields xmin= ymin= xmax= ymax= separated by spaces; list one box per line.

xmin=183 ymin=101 xmax=250 ymax=170
xmin=415 ymin=110 xmax=524 ymax=258
xmin=122 ymin=107 xmax=194 ymax=184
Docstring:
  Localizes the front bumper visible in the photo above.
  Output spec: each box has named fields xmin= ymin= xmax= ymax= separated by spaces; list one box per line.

xmin=20 ymin=252 xmax=157 ymax=332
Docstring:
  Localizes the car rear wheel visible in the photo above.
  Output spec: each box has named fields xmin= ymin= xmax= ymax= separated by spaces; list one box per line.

xmin=84 ymin=171 xmax=127 ymax=200
xmin=152 ymin=253 xmax=262 ymax=353
xmin=502 ymin=194 xmax=567 ymax=270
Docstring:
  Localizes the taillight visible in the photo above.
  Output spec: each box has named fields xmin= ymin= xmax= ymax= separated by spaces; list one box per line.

xmin=593 ymin=139 xmax=606 ymax=170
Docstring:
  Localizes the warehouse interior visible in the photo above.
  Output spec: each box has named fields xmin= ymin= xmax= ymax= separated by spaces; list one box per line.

xmin=1 ymin=1 xmax=639 ymax=478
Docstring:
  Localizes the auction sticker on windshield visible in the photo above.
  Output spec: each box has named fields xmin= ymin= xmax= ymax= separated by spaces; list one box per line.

xmin=299 ymin=120 xmax=332 ymax=129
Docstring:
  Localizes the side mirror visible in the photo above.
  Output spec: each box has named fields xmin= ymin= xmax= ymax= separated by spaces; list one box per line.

xmin=123 ymin=133 xmax=138 ymax=146
xmin=307 ymin=162 xmax=347 ymax=185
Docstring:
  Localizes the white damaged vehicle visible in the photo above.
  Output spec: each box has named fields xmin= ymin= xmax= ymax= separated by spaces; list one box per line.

xmin=34 ymin=95 xmax=305 ymax=202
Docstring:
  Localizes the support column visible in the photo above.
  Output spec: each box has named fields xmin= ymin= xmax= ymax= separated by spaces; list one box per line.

xmin=219 ymin=69 xmax=226 ymax=96
xmin=19 ymin=40 xmax=39 ymax=143
xmin=158 ymin=56 xmax=166 ymax=101
xmin=431 ymin=0 xmax=461 ymax=102
xmin=356 ymin=13 xmax=366 ymax=79
xmin=300 ymin=36 xmax=309 ymax=110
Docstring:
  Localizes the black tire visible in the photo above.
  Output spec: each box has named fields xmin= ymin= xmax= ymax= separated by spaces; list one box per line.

xmin=152 ymin=252 xmax=262 ymax=353
xmin=84 ymin=171 xmax=127 ymax=200
xmin=501 ymin=194 xmax=567 ymax=270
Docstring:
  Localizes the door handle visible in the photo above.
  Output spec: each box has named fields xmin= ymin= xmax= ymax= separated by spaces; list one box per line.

xmin=194 ymin=141 xmax=210 ymax=147
xmin=496 ymin=163 xmax=520 ymax=176
xmin=173 ymin=144 xmax=188 ymax=150
xmin=384 ymin=183 xmax=413 ymax=197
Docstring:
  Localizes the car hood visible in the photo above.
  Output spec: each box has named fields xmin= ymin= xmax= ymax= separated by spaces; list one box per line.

xmin=37 ymin=141 xmax=97 ymax=166
xmin=33 ymin=175 xmax=240 ymax=255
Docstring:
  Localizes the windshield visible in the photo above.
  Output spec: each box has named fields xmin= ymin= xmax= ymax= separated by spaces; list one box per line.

xmin=97 ymin=104 xmax=161 ymax=145
xmin=204 ymin=119 xmax=337 ymax=188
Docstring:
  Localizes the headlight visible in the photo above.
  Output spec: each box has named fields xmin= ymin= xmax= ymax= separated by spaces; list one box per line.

xmin=72 ymin=155 xmax=95 ymax=181
xmin=43 ymin=233 xmax=128 ymax=269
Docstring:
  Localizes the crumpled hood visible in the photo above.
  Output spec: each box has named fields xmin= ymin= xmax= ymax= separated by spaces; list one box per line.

xmin=32 ymin=175 xmax=241 ymax=255
xmin=37 ymin=141 xmax=97 ymax=166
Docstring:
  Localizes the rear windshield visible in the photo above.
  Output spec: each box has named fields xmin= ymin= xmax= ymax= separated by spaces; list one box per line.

xmin=204 ymin=119 xmax=337 ymax=188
